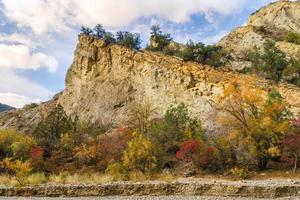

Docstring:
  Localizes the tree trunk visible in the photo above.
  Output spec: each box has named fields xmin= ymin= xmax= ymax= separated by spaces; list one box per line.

xmin=258 ymin=155 xmax=268 ymax=171
xmin=293 ymin=153 xmax=297 ymax=173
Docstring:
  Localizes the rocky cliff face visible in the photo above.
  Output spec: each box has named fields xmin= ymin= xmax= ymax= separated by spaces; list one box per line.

xmin=218 ymin=0 xmax=300 ymax=70
xmin=56 ymin=34 xmax=300 ymax=133
xmin=1 ymin=1 xmax=300 ymax=134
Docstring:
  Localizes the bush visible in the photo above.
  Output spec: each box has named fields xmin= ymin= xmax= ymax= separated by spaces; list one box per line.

xmin=0 ymin=157 xmax=32 ymax=185
xmin=123 ymin=132 xmax=157 ymax=173
xmin=280 ymin=130 xmax=300 ymax=172
xmin=0 ymin=129 xmax=36 ymax=161
xmin=116 ymin=31 xmax=142 ymax=50
xmin=177 ymin=40 xmax=226 ymax=67
xmin=176 ymin=139 xmax=217 ymax=172
xmin=247 ymin=40 xmax=289 ymax=82
xmin=229 ymin=167 xmax=251 ymax=180
xmin=150 ymin=103 xmax=202 ymax=154
xmin=74 ymin=127 xmax=132 ymax=171
xmin=285 ymin=32 xmax=300 ymax=44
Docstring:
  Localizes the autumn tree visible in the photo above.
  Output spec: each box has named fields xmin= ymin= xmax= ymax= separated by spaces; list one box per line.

xmin=33 ymin=105 xmax=73 ymax=156
xmin=217 ymin=81 xmax=292 ymax=170
xmin=122 ymin=131 xmax=157 ymax=173
xmin=0 ymin=129 xmax=36 ymax=161
xmin=280 ymin=119 xmax=300 ymax=172
xmin=150 ymin=103 xmax=203 ymax=154
xmin=176 ymin=139 xmax=217 ymax=172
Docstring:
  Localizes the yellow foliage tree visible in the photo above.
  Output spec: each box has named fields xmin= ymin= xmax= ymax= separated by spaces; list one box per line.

xmin=0 ymin=157 xmax=32 ymax=185
xmin=217 ymin=81 xmax=292 ymax=170
xmin=123 ymin=132 xmax=157 ymax=173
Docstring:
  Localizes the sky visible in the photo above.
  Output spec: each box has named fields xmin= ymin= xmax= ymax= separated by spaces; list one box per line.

xmin=0 ymin=0 xmax=275 ymax=108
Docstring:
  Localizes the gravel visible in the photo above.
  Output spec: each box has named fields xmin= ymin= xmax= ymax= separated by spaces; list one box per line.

xmin=0 ymin=197 xmax=299 ymax=200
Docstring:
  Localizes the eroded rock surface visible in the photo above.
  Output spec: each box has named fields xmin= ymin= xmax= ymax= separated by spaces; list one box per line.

xmin=219 ymin=1 xmax=300 ymax=70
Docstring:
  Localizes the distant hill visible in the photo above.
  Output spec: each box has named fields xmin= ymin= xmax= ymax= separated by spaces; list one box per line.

xmin=0 ymin=103 xmax=14 ymax=112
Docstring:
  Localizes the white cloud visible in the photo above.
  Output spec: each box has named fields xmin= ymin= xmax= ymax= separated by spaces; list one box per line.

xmin=0 ymin=93 xmax=40 ymax=108
xmin=2 ymin=0 xmax=248 ymax=34
xmin=0 ymin=70 xmax=52 ymax=99
xmin=0 ymin=33 xmax=38 ymax=48
xmin=0 ymin=44 xmax=58 ymax=72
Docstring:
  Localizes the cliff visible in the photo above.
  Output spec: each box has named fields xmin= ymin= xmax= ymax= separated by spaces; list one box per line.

xmin=1 ymin=1 xmax=300 ymax=134
xmin=218 ymin=0 xmax=300 ymax=70
xmin=56 ymin=34 xmax=300 ymax=133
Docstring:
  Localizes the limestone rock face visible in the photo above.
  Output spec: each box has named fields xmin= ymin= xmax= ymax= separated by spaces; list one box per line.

xmin=0 ymin=96 xmax=59 ymax=134
xmin=57 ymin=35 xmax=300 ymax=133
xmin=219 ymin=1 xmax=300 ymax=70
xmin=1 ymin=1 xmax=300 ymax=134
xmin=248 ymin=1 xmax=300 ymax=33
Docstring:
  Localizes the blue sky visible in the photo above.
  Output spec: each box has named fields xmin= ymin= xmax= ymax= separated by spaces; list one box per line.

xmin=0 ymin=0 xmax=275 ymax=108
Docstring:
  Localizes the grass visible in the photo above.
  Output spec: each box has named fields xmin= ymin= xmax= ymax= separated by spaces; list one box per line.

xmin=251 ymin=169 xmax=300 ymax=180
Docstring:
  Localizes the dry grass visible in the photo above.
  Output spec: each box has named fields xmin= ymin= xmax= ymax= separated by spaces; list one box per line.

xmin=0 ymin=174 xmax=18 ymax=186
xmin=1 ymin=170 xmax=300 ymax=186
xmin=251 ymin=169 xmax=300 ymax=180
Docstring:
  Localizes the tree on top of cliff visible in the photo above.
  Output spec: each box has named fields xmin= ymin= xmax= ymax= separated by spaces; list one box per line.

xmin=148 ymin=24 xmax=173 ymax=51
xmin=116 ymin=31 xmax=142 ymax=50
xmin=80 ymin=26 xmax=93 ymax=35
xmin=93 ymin=24 xmax=106 ymax=38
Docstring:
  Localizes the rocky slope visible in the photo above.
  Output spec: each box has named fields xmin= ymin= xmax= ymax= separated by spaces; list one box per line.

xmin=0 ymin=103 xmax=14 ymax=112
xmin=218 ymin=0 xmax=300 ymax=70
xmin=57 ymin=34 xmax=300 ymax=132
xmin=0 ymin=1 xmax=300 ymax=134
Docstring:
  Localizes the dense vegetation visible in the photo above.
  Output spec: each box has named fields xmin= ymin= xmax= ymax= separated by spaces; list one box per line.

xmin=0 ymin=103 xmax=14 ymax=112
xmin=244 ymin=39 xmax=300 ymax=86
xmin=146 ymin=25 xmax=228 ymax=67
xmin=81 ymin=24 xmax=228 ymax=68
xmin=285 ymin=32 xmax=300 ymax=45
xmin=0 ymin=83 xmax=299 ymax=184
xmin=81 ymin=24 xmax=142 ymax=50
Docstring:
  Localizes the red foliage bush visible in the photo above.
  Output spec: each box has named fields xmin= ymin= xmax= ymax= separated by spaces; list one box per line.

xmin=96 ymin=127 xmax=133 ymax=169
xmin=29 ymin=146 xmax=45 ymax=172
xmin=30 ymin=146 xmax=44 ymax=160
xmin=176 ymin=139 xmax=216 ymax=171
xmin=280 ymin=131 xmax=300 ymax=169
xmin=74 ymin=127 xmax=133 ymax=171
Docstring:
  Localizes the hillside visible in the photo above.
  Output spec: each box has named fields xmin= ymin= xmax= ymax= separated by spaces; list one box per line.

xmin=0 ymin=103 xmax=14 ymax=112
xmin=218 ymin=0 xmax=300 ymax=70
xmin=0 ymin=0 xmax=299 ymax=134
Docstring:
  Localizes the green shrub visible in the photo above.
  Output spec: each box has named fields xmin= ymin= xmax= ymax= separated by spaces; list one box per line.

xmin=33 ymin=105 xmax=73 ymax=156
xmin=116 ymin=31 xmax=142 ymax=50
xmin=285 ymin=32 xmax=300 ymax=44
xmin=177 ymin=40 xmax=226 ymax=67
xmin=247 ymin=40 xmax=288 ymax=82
xmin=150 ymin=103 xmax=203 ymax=154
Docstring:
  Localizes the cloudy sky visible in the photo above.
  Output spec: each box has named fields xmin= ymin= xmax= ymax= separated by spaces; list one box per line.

xmin=0 ymin=0 xmax=275 ymax=108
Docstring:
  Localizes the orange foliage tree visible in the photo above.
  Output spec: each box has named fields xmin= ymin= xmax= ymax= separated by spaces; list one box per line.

xmin=217 ymin=81 xmax=292 ymax=170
